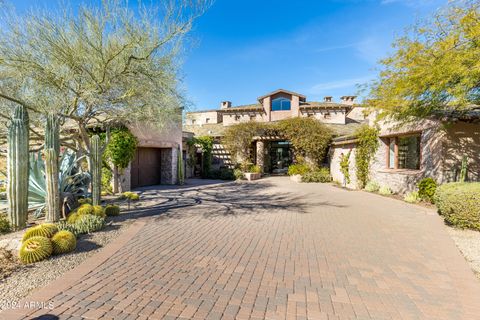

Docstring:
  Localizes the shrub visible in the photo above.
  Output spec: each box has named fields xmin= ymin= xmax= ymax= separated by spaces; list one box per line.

xmin=364 ymin=181 xmax=380 ymax=192
xmin=301 ymin=168 xmax=332 ymax=183
xmin=404 ymin=191 xmax=420 ymax=203
xmin=287 ymin=163 xmax=310 ymax=176
xmin=105 ymin=205 xmax=120 ymax=217
xmin=51 ymin=230 xmax=77 ymax=255
xmin=234 ymin=169 xmax=244 ymax=180
xmin=22 ymin=223 xmax=59 ymax=242
xmin=208 ymin=168 xmax=235 ymax=180
xmin=378 ymin=186 xmax=393 ymax=195
xmin=77 ymin=204 xmax=94 ymax=215
xmin=435 ymin=183 xmax=480 ymax=230
xmin=74 ymin=215 xmax=106 ymax=234
xmin=248 ymin=165 xmax=262 ymax=174
xmin=92 ymin=205 xmax=106 ymax=218
xmin=120 ymin=192 xmax=140 ymax=201
xmin=0 ymin=214 xmax=11 ymax=234
xmin=418 ymin=178 xmax=437 ymax=203
xmin=19 ymin=236 xmax=52 ymax=264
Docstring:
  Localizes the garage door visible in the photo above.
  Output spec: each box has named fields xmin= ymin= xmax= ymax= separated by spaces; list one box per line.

xmin=131 ymin=148 xmax=162 ymax=188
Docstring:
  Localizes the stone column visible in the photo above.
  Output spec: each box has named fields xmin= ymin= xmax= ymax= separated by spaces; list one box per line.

xmin=256 ymin=141 xmax=265 ymax=173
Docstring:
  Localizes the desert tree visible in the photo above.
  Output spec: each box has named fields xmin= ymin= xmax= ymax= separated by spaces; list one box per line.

xmin=0 ymin=0 xmax=210 ymax=216
xmin=365 ymin=0 xmax=480 ymax=121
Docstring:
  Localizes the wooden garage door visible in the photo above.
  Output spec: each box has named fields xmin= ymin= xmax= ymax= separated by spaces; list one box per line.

xmin=131 ymin=148 xmax=162 ymax=188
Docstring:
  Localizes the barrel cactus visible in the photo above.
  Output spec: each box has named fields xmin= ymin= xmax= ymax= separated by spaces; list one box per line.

xmin=105 ymin=205 xmax=120 ymax=217
xmin=22 ymin=223 xmax=59 ymax=242
xmin=92 ymin=205 xmax=106 ymax=218
xmin=7 ymin=105 xmax=30 ymax=229
xmin=77 ymin=204 xmax=94 ymax=215
xmin=67 ymin=212 xmax=80 ymax=224
xmin=90 ymin=135 xmax=102 ymax=206
xmin=51 ymin=230 xmax=77 ymax=255
xmin=19 ymin=236 xmax=53 ymax=264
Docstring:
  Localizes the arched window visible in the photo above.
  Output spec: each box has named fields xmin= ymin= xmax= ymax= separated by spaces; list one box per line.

xmin=271 ymin=97 xmax=291 ymax=111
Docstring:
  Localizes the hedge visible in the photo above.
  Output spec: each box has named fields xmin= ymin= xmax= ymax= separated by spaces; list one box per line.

xmin=434 ymin=182 xmax=480 ymax=230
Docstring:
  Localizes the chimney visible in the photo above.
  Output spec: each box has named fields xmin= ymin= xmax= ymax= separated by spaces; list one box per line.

xmin=340 ymin=96 xmax=356 ymax=105
xmin=221 ymin=101 xmax=232 ymax=109
xmin=324 ymin=96 xmax=333 ymax=103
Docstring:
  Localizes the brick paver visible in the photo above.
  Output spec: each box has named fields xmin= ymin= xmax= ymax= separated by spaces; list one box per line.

xmin=3 ymin=177 xmax=480 ymax=319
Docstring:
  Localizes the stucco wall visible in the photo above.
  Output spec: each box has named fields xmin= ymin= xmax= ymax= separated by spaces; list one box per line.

xmin=301 ymin=109 xmax=347 ymax=124
xmin=186 ymin=111 xmax=221 ymax=126
xmin=442 ymin=122 xmax=480 ymax=182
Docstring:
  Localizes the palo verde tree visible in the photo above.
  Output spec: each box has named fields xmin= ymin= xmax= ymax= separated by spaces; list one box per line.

xmin=0 ymin=0 xmax=210 ymax=164
xmin=366 ymin=1 xmax=480 ymax=121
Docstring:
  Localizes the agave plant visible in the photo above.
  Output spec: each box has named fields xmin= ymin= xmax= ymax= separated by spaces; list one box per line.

xmin=29 ymin=150 xmax=91 ymax=217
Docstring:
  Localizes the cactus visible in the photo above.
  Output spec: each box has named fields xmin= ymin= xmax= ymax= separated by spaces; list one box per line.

xmin=44 ymin=114 xmax=61 ymax=222
xmin=45 ymin=148 xmax=60 ymax=222
xmin=90 ymin=135 xmax=102 ymax=206
xmin=92 ymin=205 xmax=106 ymax=218
xmin=55 ymin=221 xmax=79 ymax=237
xmin=22 ymin=223 xmax=59 ymax=242
xmin=105 ymin=204 xmax=120 ymax=217
xmin=78 ymin=198 xmax=92 ymax=205
xmin=19 ymin=236 xmax=53 ymax=264
xmin=459 ymin=154 xmax=468 ymax=183
xmin=51 ymin=230 xmax=77 ymax=255
xmin=77 ymin=204 xmax=94 ymax=215
xmin=7 ymin=105 xmax=30 ymax=229
xmin=45 ymin=114 xmax=60 ymax=154
xmin=67 ymin=212 xmax=80 ymax=224
xmin=177 ymin=147 xmax=184 ymax=185
xmin=74 ymin=215 xmax=105 ymax=234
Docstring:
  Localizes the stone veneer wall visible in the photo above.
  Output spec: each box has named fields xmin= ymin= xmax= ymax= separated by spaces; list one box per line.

xmin=330 ymin=125 xmax=445 ymax=194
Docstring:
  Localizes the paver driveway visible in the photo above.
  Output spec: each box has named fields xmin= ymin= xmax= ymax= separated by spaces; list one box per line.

xmin=5 ymin=177 xmax=480 ymax=319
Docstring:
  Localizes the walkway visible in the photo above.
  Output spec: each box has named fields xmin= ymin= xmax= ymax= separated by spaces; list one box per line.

xmin=3 ymin=177 xmax=480 ymax=319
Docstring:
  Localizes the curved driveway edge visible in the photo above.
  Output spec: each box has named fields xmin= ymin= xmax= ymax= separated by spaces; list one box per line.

xmin=0 ymin=219 xmax=147 ymax=320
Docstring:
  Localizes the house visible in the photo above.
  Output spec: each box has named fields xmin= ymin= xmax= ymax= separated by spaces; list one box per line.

xmin=117 ymin=121 xmax=183 ymax=190
xmin=185 ymin=89 xmax=363 ymax=174
xmin=330 ymin=109 xmax=480 ymax=193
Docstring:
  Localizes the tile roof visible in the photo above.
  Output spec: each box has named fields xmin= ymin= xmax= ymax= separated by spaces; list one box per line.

xmin=300 ymin=101 xmax=352 ymax=109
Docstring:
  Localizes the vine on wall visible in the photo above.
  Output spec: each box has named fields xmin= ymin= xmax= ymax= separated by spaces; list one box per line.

xmin=354 ymin=125 xmax=379 ymax=189
xmin=191 ymin=136 xmax=214 ymax=178
xmin=340 ymin=151 xmax=351 ymax=187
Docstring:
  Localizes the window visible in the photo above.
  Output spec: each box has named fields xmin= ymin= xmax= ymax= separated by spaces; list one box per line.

xmin=205 ymin=118 xmax=210 ymax=123
xmin=386 ymin=135 xmax=421 ymax=170
xmin=191 ymin=119 xmax=196 ymax=125
xmin=234 ymin=115 xmax=241 ymax=121
xmin=250 ymin=115 xmax=256 ymax=121
xmin=271 ymin=97 xmax=291 ymax=111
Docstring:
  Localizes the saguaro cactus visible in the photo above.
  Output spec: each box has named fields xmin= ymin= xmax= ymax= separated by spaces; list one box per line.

xmin=44 ymin=114 xmax=61 ymax=222
xmin=44 ymin=148 xmax=60 ymax=222
xmin=459 ymin=154 xmax=468 ymax=183
xmin=7 ymin=105 xmax=30 ymax=229
xmin=90 ymin=135 xmax=102 ymax=206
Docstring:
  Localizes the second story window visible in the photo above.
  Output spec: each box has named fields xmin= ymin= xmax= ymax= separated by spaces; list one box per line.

xmin=271 ymin=97 xmax=291 ymax=111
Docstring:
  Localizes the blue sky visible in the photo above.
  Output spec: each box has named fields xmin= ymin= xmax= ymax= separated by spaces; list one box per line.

xmin=7 ymin=0 xmax=448 ymax=110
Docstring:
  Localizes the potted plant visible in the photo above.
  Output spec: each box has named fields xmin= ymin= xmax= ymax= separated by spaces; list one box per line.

xmin=244 ymin=165 xmax=262 ymax=181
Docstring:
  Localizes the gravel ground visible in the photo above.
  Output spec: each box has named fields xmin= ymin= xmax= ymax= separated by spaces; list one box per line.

xmin=446 ymin=226 xmax=480 ymax=279
xmin=0 ymin=219 xmax=132 ymax=310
